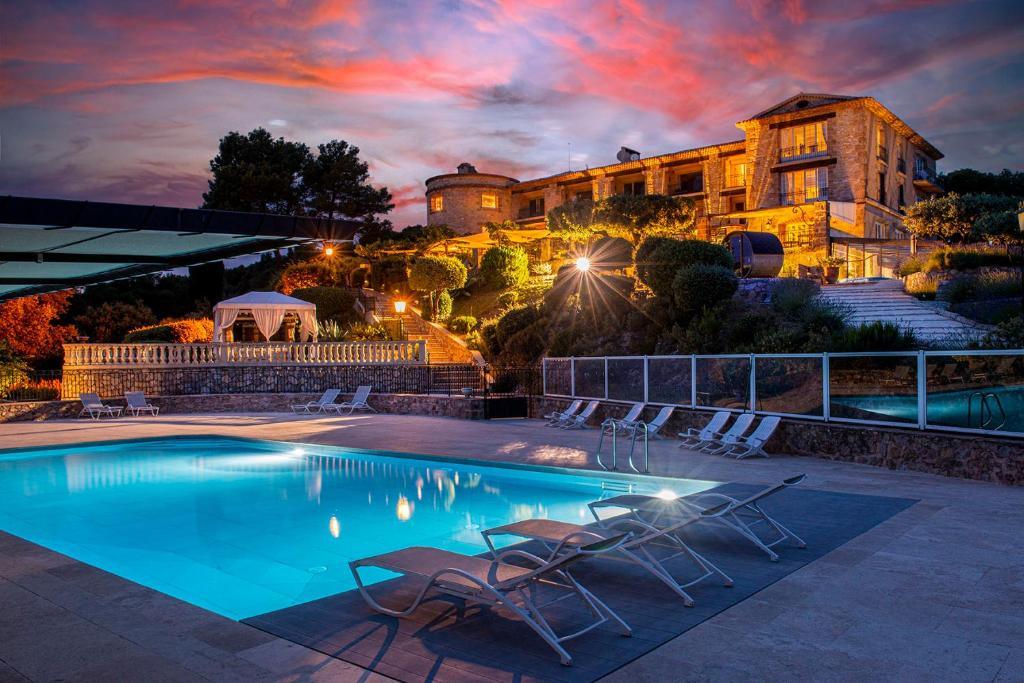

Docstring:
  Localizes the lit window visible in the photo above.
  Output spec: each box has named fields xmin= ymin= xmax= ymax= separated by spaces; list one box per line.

xmin=724 ymin=157 xmax=748 ymax=187
xmin=780 ymin=122 xmax=827 ymax=160
xmin=429 ymin=195 xmax=443 ymax=212
xmin=780 ymin=168 xmax=828 ymax=205
xmin=481 ymin=192 xmax=498 ymax=209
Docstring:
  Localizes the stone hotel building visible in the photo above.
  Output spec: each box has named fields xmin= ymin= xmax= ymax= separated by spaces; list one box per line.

xmin=424 ymin=93 xmax=944 ymax=278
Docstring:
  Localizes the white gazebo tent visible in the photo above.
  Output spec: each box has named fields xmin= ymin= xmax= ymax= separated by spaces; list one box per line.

xmin=213 ymin=291 xmax=318 ymax=342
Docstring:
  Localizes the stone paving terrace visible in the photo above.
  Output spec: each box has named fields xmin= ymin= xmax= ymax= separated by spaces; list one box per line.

xmin=1 ymin=414 xmax=1022 ymax=682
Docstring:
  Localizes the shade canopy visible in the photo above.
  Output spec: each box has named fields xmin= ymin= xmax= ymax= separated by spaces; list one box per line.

xmin=213 ymin=291 xmax=318 ymax=342
xmin=426 ymin=228 xmax=550 ymax=253
xmin=0 ymin=195 xmax=361 ymax=300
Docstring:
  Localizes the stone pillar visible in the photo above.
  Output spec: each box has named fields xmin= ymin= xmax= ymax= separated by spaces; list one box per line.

xmin=646 ymin=166 xmax=668 ymax=196
xmin=543 ymin=185 xmax=564 ymax=215
xmin=594 ymin=175 xmax=614 ymax=200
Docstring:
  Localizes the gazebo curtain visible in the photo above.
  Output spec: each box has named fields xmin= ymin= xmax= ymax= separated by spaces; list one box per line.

xmin=213 ymin=308 xmax=241 ymax=342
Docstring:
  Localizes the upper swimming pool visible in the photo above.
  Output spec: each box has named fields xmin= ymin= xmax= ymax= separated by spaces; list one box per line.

xmin=0 ymin=436 xmax=713 ymax=620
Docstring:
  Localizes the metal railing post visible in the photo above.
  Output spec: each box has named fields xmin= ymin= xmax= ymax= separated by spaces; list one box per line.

xmin=917 ymin=351 xmax=927 ymax=430
xmin=690 ymin=355 xmax=698 ymax=407
xmin=822 ymin=353 xmax=830 ymax=422
xmin=749 ymin=354 xmax=757 ymax=413
xmin=604 ymin=357 xmax=609 ymax=400
xmin=643 ymin=356 xmax=649 ymax=403
xmin=570 ymin=357 xmax=576 ymax=397
xmin=541 ymin=359 xmax=547 ymax=396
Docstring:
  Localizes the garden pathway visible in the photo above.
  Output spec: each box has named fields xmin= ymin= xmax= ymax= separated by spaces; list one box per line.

xmin=820 ymin=279 xmax=989 ymax=344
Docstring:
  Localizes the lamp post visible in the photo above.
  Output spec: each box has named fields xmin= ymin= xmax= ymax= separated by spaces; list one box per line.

xmin=393 ymin=299 xmax=406 ymax=339
xmin=1017 ymin=210 xmax=1024 ymax=318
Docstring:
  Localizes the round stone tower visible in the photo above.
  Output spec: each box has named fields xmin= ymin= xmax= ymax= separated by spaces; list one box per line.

xmin=424 ymin=162 xmax=517 ymax=235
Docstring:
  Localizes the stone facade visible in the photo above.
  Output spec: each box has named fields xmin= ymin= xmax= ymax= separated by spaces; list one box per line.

xmin=424 ymin=164 xmax=517 ymax=235
xmin=429 ymin=93 xmax=943 ymax=278
xmin=532 ymin=397 xmax=1024 ymax=486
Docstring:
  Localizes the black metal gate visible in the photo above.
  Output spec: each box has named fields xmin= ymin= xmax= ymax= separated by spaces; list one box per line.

xmin=483 ymin=366 xmax=541 ymax=419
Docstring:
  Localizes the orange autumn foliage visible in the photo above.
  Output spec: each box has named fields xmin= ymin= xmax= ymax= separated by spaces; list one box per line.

xmin=0 ymin=291 xmax=78 ymax=361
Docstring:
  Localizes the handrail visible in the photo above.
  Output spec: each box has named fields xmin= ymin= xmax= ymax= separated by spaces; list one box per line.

xmin=62 ymin=341 xmax=428 ymax=367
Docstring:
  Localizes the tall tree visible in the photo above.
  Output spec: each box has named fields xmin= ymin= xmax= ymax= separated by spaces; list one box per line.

xmin=303 ymin=140 xmax=394 ymax=239
xmin=0 ymin=292 xmax=78 ymax=365
xmin=904 ymin=193 xmax=1020 ymax=243
xmin=202 ymin=128 xmax=310 ymax=214
xmin=547 ymin=194 xmax=695 ymax=246
xmin=938 ymin=168 xmax=1024 ymax=197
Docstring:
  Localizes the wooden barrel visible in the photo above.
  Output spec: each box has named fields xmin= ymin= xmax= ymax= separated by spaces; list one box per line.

xmin=724 ymin=231 xmax=784 ymax=278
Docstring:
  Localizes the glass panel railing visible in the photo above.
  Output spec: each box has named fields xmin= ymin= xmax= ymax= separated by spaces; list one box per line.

xmin=754 ymin=356 xmax=824 ymax=417
xmin=828 ymin=354 xmax=918 ymax=424
xmin=606 ymin=357 xmax=644 ymax=402
xmin=695 ymin=356 xmax=750 ymax=409
xmin=926 ymin=353 xmax=1024 ymax=433
xmin=647 ymin=357 xmax=692 ymax=406
xmin=543 ymin=358 xmax=572 ymax=396
xmin=573 ymin=358 xmax=606 ymax=399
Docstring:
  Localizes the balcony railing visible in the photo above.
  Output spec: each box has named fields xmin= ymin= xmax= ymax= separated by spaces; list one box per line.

xmin=779 ymin=143 xmax=828 ymax=162
xmin=62 ymin=341 xmax=429 ymax=368
xmin=724 ymin=173 xmax=747 ymax=189
xmin=877 ymin=145 xmax=888 ymax=160
xmin=674 ymin=177 xmax=704 ymax=195
xmin=896 ymin=158 xmax=907 ymax=174
xmin=914 ymin=166 xmax=938 ymax=184
xmin=779 ymin=188 xmax=828 ymax=205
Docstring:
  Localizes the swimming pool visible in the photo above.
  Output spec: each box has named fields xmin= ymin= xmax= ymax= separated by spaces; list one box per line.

xmin=0 ymin=436 xmax=713 ymax=619
xmin=831 ymin=385 xmax=1024 ymax=432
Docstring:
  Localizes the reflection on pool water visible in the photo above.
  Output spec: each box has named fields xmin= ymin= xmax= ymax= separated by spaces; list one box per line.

xmin=0 ymin=437 xmax=713 ymax=619
xmin=832 ymin=385 xmax=1024 ymax=432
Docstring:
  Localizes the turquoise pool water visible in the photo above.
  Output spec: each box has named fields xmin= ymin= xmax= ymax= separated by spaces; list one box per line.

xmin=831 ymin=385 xmax=1024 ymax=432
xmin=0 ymin=437 xmax=712 ymax=619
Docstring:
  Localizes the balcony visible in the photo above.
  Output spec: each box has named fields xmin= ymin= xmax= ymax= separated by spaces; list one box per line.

xmin=723 ymin=173 xmax=747 ymax=189
xmin=877 ymin=145 xmax=888 ymax=160
xmin=779 ymin=143 xmax=828 ymax=162
xmin=779 ymin=188 xmax=828 ymax=206
xmin=896 ymin=158 xmax=907 ymax=174
xmin=913 ymin=166 xmax=942 ymax=193
xmin=673 ymin=176 xmax=704 ymax=195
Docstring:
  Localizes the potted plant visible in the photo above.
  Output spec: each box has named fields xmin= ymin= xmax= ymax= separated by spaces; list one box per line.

xmin=818 ymin=256 xmax=844 ymax=284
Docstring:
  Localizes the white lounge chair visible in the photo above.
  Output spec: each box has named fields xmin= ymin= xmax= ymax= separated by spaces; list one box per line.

xmin=634 ymin=406 xmax=674 ymax=439
xmin=79 ymin=393 xmax=122 ymax=420
xmin=562 ymin=400 xmax=599 ymax=429
xmin=678 ymin=411 xmax=730 ymax=449
xmin=589 ymin=474 xmax=807 ymax=562
xmin=291 ymin=388 xmax=341 ymax=415
xmin=600 ymin=402 xmax=645 ymax=435
xmin=545 ymin=399 xmax=582 ymax=426
xmin=332 ymin=385 xmax=376 ymax=414
xmin=350 ymin=534 xmax=632 ymax=666
xmin=124 ymin=391 xmax=159 ymax=417
xmin=483 ymin=507 xmax=733 ymax=607
xmin=698 ymin=412 xmax=755 ymax=452
xmin=710 ymin=416 xmax=781 ymax=459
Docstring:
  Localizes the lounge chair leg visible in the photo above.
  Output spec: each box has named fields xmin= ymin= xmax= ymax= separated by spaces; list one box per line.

xmin=567 ymin=577 xmax=632 ymax=636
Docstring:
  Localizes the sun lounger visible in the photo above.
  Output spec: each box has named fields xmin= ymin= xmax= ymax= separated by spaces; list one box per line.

xmin=708 ymin=415 xmax=780 ymax=459
xmin=698 ymin=412 xmax=754 ymax=452
xmin=124 ymin=391 xmax=159 ymax=417
xmin=331 ymin=385 xmax=376 ymax=414
xmin=589 ymin=474 xmax=807 ymax=562
xmin=291 ymin=388 xmax=341 ymax=414
xmin=545 ymin=399 xmax=582 ymax=426
xmin=634 ymin=406 xmax=674 ymax=439
xmin=350 ymin=534 xmax=632 ymax=665
xmin=599 ymin=402 xmax=645 ymax=435
xmin=483 ymin=507 xmax=733 ymax=607
xmin=79 ymin=393 xmax=122 ymax=420
xmin=678 ymin=411 xmax=730 ymax=449
xmin=561 ymin=400 xmax=599 ymax=429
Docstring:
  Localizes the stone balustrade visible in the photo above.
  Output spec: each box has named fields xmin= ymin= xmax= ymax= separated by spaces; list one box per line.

xmin=62 ymin=341 xmax=428 ymax=368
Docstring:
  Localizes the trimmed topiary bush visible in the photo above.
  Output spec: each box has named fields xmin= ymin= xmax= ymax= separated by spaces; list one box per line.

xmin=480 ymin=245 xmax=529 ymax=290
xmin=408 ymin=255 xmax=467 ymax=293
xmin=495 ymin=305 xmax=542 ymax=349
xmin=434 ymin=289 xmax=453 ymax=321
xmin=448 ymin=315 xmax=478 ymax=333
xmin=635 ymin=237 xmax=734 ymax=296
xmin=124 ymin=318 xmax=214 ymax=343
xmin=671 ymin=264 xmax=738 ymax=314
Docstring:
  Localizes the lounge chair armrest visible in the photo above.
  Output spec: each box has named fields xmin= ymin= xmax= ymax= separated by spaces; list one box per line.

xmin=493 ymin=548 xmax=551 ymax=567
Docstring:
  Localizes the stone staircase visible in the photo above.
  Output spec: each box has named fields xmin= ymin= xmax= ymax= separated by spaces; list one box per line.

xmin=354 ymin=289 xmax=478 ymax=365
xmin=819 ymin=279 xmax=990 ymax=345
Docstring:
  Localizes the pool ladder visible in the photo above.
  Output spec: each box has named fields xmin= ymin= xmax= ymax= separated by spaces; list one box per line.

xmin=967 ymin=391 xmax=1006 ymax=430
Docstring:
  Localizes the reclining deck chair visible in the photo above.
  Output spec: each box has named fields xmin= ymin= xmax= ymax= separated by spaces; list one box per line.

xmin=350 ymin=534 xmax=631 ymax=666
xmin=331 ymin=385 xmax=376 ymax=414
xmin=708 ymin=416 xmax=780 ymax=459
xmin=588 ymin=474 xmax=807 ymax=562
xmin=482 ymin=508 xmax=733 ymax=608
xmin=678 ymin=411 xmax=730 ymax=449
xmin=79 ymin=393 xmax=122 ymax=419
xmin=697 ymin=413 xmax=754 ymax=452
xmin=561 ymin=400 xmax=599 ymax=429
xmin=291 ymin=388 xmax=341 ymax=415
xmin=545 ymin=399 xmax=582 ymax=426
xmin=600 ymin=402 xmax=645 ymax=435
xmin=124 ymin=391 xmax=159 ymax=417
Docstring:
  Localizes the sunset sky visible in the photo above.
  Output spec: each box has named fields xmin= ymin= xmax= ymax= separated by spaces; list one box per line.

xmin=2 ymin=0 xmax=1022 ymax=228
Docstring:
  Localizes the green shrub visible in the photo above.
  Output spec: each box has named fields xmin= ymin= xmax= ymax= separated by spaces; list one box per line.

xmin=316 ymin=320 xmax=346 ymax=341
xmin=517 ymin=280 xmax=550 ymax=306
xmin=479 ymin=320 xmax=500 ymax=355
xmin=124 ymin=318 xmax=213 ymax=343
xmin=344 ymin=323 xmax=389 ymax=341
xmin=833 ymin=321 xmax=917 ymax=352
xmin=924 ymin=247 xmax=1019 ymax=273
xmin=898 ymin=255 xmax=926 ymax=277
xmin=496 ymin=290 xmax=519 ymax=309
xmin=981 ymin=316 xmax=1024 ymax=349
xmin=671 ymin=264 xmax=738 ymax=314
xmin=480 ymin=245 xmax=529 ymax=289
xmin=434 ymin=289 xmax=453 ymax=321
xmin=529 ymin=262 xmax=552 ymax=276
xmin=291 ymin=287 xmax=357 ymax=323
xmin=635 ymin=237 xmax=733 ymax=296
xmin=495 ymin=305 xmax=542 ymax=349
xmin=905 ymin=276 xmax=939 ymax=300
xmin=770 ymin=279 xmax=820 ymax=316
xmin=941 ymin=271 xmax=1022 ymax=304
xmin=448 ymin=315 xmax=478 ymax=333
xmin=370 ymin=255 xmax=408 ymax=291
xmin=276 ymin=260 xmax=339 ymax=294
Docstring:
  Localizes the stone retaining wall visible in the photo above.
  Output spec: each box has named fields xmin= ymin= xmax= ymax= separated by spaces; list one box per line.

xmin=533 ymin=397 xmax=1024 ymax=486
xmin=1 ymin=392 xmax=485 ymax=422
